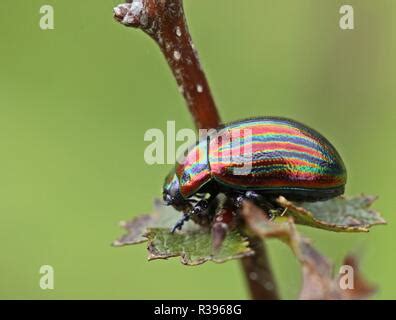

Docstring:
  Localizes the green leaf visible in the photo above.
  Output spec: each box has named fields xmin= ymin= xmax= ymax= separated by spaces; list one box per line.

xmin=276 ymin=195 xmax=386 ymax=232
xmin=113 ymin=199 xmax=253 ymax=265
xmin=146 ymin=228 xmax=253 ymax=265
xmin=240 ymin=200 xmax=376 ymax=299
xmin=112 ymin=199 xmax=196 ymax=247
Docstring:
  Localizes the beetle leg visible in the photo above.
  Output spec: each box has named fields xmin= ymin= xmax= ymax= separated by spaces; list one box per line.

xmin=170 ymin=199 xmax=210 ymax=233
xmin=235 ymin=191 xmax=277 ymax=219
xmin=171 ymin=213 xmax=190 ymax=233
xmin=190 ymin=199 xmax=210 ymax=216
xmin=233 ymin=190 xmax=267 ymax=207
xmin=244 ymin=190 xmax=268 ymax=204
xmin=190 ymin=190 xmax=220 ymax=215
xmin=171 ymin=195 xmax=217 ymax=233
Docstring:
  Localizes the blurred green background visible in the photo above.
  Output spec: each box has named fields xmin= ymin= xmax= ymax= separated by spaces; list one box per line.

xmin=0 ymin=0 xmax=394 ymax=299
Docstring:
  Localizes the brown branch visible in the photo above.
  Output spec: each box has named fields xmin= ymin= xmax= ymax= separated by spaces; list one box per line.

xmin=213 ymin=198 xmax=280 ymax=300
xmin=241 ymin=235 xmax=280 ymax=300
xmin=113 ymin=0 xmax=220 ymax=129
xmin=113 ymin=0 xmax=279 ymax=300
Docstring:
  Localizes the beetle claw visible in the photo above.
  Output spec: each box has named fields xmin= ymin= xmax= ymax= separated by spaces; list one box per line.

xmin=235 ymin=195 xmax=244 ymax=208
xmin=171 ymin=213 xmax=190 ymax=233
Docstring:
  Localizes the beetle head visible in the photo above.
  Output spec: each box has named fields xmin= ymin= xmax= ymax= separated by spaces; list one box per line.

xmin=163 ymin=169 xmax=191 ymax=212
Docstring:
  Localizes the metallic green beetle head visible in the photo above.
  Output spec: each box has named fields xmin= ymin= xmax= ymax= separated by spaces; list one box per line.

xmin=162 ymin=169 xmax=191 ymax=212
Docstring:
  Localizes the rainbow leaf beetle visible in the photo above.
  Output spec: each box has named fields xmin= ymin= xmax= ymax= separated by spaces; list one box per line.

xmin=163 ymin=117 xmax=347 ymax=232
